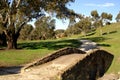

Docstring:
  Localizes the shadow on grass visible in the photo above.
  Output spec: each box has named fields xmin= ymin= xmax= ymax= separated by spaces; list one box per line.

xmin=0 ymin=66 xmax=23 ymax=75
xmin=109 ymin=30 xmax=117 ymax=34
xmin=86 ymin=32 xmax=96 ymax=36
xmin=18 ymin=39 xmax=82 ymax=50
xmin=97 ymin=43 xmax=111 ymax=47
xmin=81 ymin=36 xmax=110 ymax=42
xmin=81 ymin=36 xmax=111 ymax=47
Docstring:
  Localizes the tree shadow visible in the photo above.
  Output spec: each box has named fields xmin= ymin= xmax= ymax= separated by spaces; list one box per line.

xmin=86 ymin=32 xmax=96 ymax=36
xmin=97 ymin=43 xmax=111 ymax=47
xmin=81 ymin=37 xmax=110 ymax=42
xmin=18 ymin=39 xmax=82 ymax=50
xmin=0 ymin=66 xmax=23 ymax=75
xmin=109 ymin=30 xmax=117 ymax=34
xmin=81 ymin=37 xmax=111 ymax=48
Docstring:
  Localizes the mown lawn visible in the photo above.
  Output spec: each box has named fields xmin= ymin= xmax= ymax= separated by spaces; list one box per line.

xmin=0 ymin=39 xmax=81 ymax=67
xmin=98 ymin=25 xmax=120 ymax=74
xmin=79 ymin=22 xmax=120 ymax=74
xmin=0 ymin=22 xmax=120 ymax=74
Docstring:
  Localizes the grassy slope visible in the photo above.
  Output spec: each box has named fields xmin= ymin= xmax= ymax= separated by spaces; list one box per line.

xmin=98 ymin=23 xmax=120 ymax=73
xmin=0 ymin=39 xmax=81 ymax=67
xmin=0 ymin=22 xmax=120 ymax=74
xmin=80 ymin=22 xmax=120 ymax=73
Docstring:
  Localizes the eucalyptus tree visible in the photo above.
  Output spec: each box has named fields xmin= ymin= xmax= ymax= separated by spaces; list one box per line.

xmin=91 ymin=10 xmax=102 ymax=28
xmin=55 ymin=29 xmax=65 ymax=34
xmin=77 ymin=17 xmax=91 ymax=36
xmin=91 ymin=10 xmax=103 ymax=35
xmin=101 ymin=12 xmax=112 ymax=25
xmin=0 ymin=31 xmax=6 ymax=46
xmin=91 ymin=10 xmax=99 ymax=21
xmin=32 ymin=16 xmax=56 ymax=40
xmin=66 ymin=17 xmax=91 ymax=36
xmin=19 ymin=24 xmax=33 ymax=40
xmin=66 ymin=24 xmax=82 ymax=36
xmin=0 ymin=0 xmax=79 ymax=49
xmin=116 ymin=12 xmax=120 ymax=22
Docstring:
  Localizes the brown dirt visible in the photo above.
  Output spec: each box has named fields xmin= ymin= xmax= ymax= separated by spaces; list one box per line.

xmin=0 ymin=54 xmax=86 ymax=80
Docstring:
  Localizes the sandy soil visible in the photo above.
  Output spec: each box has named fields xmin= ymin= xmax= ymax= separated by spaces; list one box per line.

xmin=0 ymin=54 xmax=86 ymax=80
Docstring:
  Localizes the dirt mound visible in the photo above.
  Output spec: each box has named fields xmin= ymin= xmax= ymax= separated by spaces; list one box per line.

xmin=0 ymin=48 xmax=113 ymax=80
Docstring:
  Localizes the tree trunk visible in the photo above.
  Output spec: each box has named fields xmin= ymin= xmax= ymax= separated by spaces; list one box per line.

xmin=3 ymin=17 xmax=28 ymax=49
xmin=6 ymin=36 xmax=17 ymax=49
xmin=0 ymin=32 xmax=7 ymax=46
xmin=7 ymin=40 xmax=15 ymax=49
xmin=4 ymin=29 xmax=18 ymax=49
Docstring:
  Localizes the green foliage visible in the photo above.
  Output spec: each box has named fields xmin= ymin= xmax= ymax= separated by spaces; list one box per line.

xmin=55 ymin=29 xmax=66 ymax=38
xmin=107 ymin=14 xmax=113 ymax=21
xmin=19 ymin=24 xmax=33 ymax=40
xmin=91 ymin=10 xmax=99 ymax=21
xmin=116 ymin=11 xmax=120 ymax=22
xmin=91 ymin=11 xmax=113 ymax=35
xmin=93 ymin=19 xmax=103 ymax=28
xmin=101 ymin=12 xmax=108 ymax=19
xmin=66 ymin=17 xmax=91 ymax=36
xmin=0 ymin=0 xmax=78 ymax=49
xmin=55 ymin=29 xmax=65 ymax=35
xmin=91 ymin=10 xmax=102 ymax=31
xmin=66 ymin=25 xmax=82 ymax=36
xmin=78 ymin=17 xmax=91 ymax=35
xmin=30 ymin=16 xmax=55 ymax=40
xmin=101 ymin=12 xmax=113 ymax=25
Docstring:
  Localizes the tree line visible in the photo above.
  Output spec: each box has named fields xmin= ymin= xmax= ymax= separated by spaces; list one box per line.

xmin=0 ymin=0 xmax=79 ymax=49
xmin=0 ymin=0 xmax=120 ymax=49
xmin=5 ymin=10 xmax=120 ymax=40
xmin=66 ymin=10 xmax=115 ymax=36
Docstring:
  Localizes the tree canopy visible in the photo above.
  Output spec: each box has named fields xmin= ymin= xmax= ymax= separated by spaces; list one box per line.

xmin=30 ymin=16 xmax=55 ymax=40
xmin=101 ymin=12 xmax=112 ymax=25
xmin=116 ymin=12 xmax=120 ymax=22
xmin=0 ymin=0 xmax=79 ymax=49
xmin=91 ymin=10 xmax=99 ymax=21
xmin=19 ymin=24 xmax=33 ymax=40
xmin=66 ymin=17 xmax=91 ymax=36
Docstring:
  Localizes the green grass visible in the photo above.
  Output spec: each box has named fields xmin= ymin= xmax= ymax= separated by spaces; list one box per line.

xmin=0 ymin=39 xmax=81 ymax=67
xmin=0 ymin=22 xmax=120 ymax=74
xmin=79 ymin=22 xmax=120 ymax=74
xmin=0 ymin=49 xmax=53 ymax=67
xmin=18 ymin=39 xmax=81 ymax=50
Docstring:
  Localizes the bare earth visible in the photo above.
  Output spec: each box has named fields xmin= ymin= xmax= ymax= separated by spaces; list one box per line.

xmin=0 ymin=54 xmax=86 ymax=80
xmin=0 ymin=40 xmax=119 ymax=80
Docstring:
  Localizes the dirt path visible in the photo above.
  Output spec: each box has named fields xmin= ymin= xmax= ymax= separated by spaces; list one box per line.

xmin=79 ymin=39 xmax=98 ymax=52
xmin=0 ymin=54 xmax=86 ymax=80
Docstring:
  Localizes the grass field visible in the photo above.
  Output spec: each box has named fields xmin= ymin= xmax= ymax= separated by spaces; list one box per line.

xmin=0 ymin=39 xmax=81 ymax=67
xmin=0 ymin=22 xmax=120 ymax=74
xmin=80 ymin=22 xmax=120 ymax=74
xmin=98 ymin=23 xmax=120 ymax=74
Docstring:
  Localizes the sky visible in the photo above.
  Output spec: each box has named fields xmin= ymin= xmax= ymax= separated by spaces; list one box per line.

xmin=55 ymin=0 xmax=120 ymax=30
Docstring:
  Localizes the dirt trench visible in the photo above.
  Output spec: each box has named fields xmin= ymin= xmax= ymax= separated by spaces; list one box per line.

xmin=0 ymin=48 xmax=114 ymax=80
